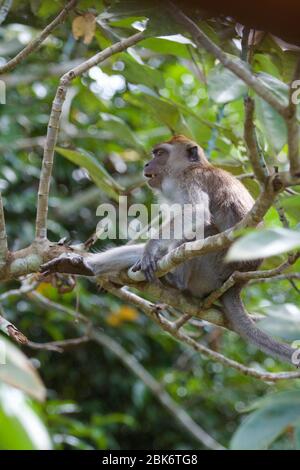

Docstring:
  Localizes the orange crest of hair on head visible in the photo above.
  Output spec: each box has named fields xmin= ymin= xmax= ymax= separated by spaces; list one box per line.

xmin=166 ymin=134 xmax=192 ymax=144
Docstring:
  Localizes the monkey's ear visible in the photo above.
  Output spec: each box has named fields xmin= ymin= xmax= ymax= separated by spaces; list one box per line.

xmin=187 ymin=146 xmax=200 ymax=162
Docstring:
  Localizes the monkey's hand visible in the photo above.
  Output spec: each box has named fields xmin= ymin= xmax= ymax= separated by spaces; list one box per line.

xmin=40 ymin=252 xmax=94 ymax=277
xmin=131 ymin=252 xmax=159 ymax=282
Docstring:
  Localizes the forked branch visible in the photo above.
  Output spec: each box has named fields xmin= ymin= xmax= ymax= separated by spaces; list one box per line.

xmin=35 ymin=31 xmax=144 ymax=240
xmin=0 ymin=0 xmax=78 ymax=75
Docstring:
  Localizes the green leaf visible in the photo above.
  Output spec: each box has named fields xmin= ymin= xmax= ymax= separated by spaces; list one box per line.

xmin=230 ymin=391 xmax=300 ymax=450
xmin=102 ymin=0 xmax=158 ymax=19
xmin=255 ymin=96 xmax=287 ymax=153
xmin=207 ymin=64 xmax=247 ymax=103
xmin=254 ymin=72 xmax=290 ymax=153
xmin=141 ymin=94 xmax=192 ymax=135
xmin=102 ymin=0 xmax=182 ymax=37
xmin=0 ymin=336 xmax=46 ymax=401
xmin=55 ymin=147 xmax=123 ymax=201
xmin=120 ymin=54 xmax=164 ymax=89
xmin=253 ymin=54 xmax=281 ymax=78
xmin=258 ymin=72 xmax=289 ymax=107
xmin=99 ymin=113 xmax=143 ymax=150
xmin=140 ymin=37 xmax=192 ymax=59
xmin=226 ymin=228 xmax=300 ymax=261
xmin=259 ymin=303 xmax=300 ymax=341
xmin=280 ymin=194 xmax=300 ymax=221
xmin=0 ymin=383 xmax=52 ymax=450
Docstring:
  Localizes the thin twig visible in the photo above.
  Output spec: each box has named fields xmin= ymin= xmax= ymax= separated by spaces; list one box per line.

xmin=0 ymin=0 xmax=78 ymax=74
xmin=28 ymin=290 xmax=223 ymax=450
xmin=167 ymin=2 xmax=288 ymax=118
xmin=35 ymin=31 xmax=144 ymax=240
xmin=236 ymin=172 xmax=255 ymax=180
xmin=244 ymin=97 xmax=268 ymax=184
xmin=27 ymin=335 xmax=90 ymax=353
xmin=173 ymin=313 xmax=192 ymax=330
xmin=275 ymin=199 xmax=290 ymax=228
xmin=0 ymin=278 xmax=39 ymax=300
xmin=0 ymin=313 xmax=28 ymax=344
xmin=201 ymin=253 xmax=300 ymax=309
xmin=249 ymin=273 xmax=300 ymax=284
xmin=91 ymin=330 xmax=224 ymax=449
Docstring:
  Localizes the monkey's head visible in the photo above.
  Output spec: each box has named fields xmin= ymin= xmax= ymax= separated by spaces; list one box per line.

xmin=144 ymin=135 xmax=209 ymax=189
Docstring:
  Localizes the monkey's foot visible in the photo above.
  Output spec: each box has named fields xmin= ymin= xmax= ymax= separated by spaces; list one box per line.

xmin=40 ymin=253 xmax=94 ymax=276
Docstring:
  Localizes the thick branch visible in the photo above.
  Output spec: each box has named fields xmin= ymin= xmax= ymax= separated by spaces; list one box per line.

xmin=0 ymin=239 xmax=79 ymax=282
xmin=35 ymin=31 xmax=144 ymax=240
xmin=168 ymin=2 xmax=288 ymax=118
xmin=0 ymin=0 xmax=77 ymax=75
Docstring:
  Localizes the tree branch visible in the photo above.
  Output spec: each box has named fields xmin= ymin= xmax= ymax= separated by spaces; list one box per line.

xmin=35 ymin=30 xmax=144 ymax=240
xmin=244 ymin=97 xmax=269 ymax=184
xmin=91 ymin=330 xmax=224 ymax=449
xmin=27 ymin=334 xmax=90 ymax=353
xmin=250 ymin=273 xmax=300 ymax=283
xmin=201 ymin=252 xmax=300 ymax=308
xmin=0 ymin=314 xmax=28 ymax=344
xmin=27 ymin=290 xmax=223 ymax=450
xmin=167 ymin=2 xmax=288 ymax=118
xmin=105 ymin=282 xmax=300 ymax=382
xmin=0 ymin=0 xmax=78 ymax=75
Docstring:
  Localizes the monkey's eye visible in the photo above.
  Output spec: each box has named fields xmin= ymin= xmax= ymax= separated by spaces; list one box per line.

xmin=187 ymin=146 xmax=199 ymax=162
xmin=155 ymin=149 xmax=165 ymax=157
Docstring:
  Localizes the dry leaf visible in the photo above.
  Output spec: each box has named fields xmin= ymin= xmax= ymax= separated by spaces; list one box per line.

xmin=72 ymin=13 xmax=96 ymax=45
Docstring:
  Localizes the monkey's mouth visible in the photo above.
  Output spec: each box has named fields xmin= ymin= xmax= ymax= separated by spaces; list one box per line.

xmin=144 ymin=172 xmax=160 ymax=187
xmin=144 ymin=172 xmax=157 ymax=179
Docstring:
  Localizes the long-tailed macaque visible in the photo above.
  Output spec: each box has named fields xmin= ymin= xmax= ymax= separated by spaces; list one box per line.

xmin=41 ymin=135 xmax=296 ymax=365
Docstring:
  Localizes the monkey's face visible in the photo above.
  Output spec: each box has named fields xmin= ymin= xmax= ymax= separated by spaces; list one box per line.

xmin=144 ymin=143 xmax=171 ymax=188
xmin=144 ymin=136 xmax=207 ymax=189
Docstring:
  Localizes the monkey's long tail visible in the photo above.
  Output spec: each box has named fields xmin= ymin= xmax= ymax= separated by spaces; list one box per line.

xmin=86 ymin=244 xmax=144 ymax=276
xmin=221 ymin=286 xmax=296 ymax=365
